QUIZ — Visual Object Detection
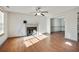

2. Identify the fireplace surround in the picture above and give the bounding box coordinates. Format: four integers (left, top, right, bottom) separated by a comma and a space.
27, 27, 37, 36
26, 24, 38, 36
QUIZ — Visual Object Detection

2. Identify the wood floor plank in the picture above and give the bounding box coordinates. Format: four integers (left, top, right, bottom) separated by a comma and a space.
0, 32, 79, 52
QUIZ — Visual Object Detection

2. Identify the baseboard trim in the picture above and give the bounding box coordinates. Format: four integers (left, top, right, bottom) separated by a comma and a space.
8, 36, 26, 39
0, 37, 8, 47
51, 31, 65, 34
65, 38, 77, 43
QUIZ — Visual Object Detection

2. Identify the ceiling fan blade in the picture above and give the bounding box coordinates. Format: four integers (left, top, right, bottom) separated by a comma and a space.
36, 7, 41, 11
41, 13, 45, 16
41, 11, 48, 13
34, 13, 37, 16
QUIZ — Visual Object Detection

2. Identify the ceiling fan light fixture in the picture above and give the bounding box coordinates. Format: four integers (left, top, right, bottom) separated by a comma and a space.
37, 13, 41, 15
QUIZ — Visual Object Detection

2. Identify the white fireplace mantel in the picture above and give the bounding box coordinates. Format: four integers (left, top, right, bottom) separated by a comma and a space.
26, 24, 38, 27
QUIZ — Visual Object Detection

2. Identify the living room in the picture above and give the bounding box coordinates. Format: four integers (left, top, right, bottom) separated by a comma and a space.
0, 6, 78, 52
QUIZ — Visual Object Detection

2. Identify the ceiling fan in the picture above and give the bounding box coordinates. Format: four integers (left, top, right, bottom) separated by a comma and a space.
34, 7, 48, 16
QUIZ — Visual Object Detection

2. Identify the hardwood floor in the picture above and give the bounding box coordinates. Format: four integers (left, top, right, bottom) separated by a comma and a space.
0, 32, 79, 52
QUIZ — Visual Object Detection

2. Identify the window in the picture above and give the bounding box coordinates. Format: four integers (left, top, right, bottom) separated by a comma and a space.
0, 11, 4, 35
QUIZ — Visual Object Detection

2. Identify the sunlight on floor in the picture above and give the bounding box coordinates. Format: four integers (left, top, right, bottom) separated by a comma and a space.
23, 34, 48, 47
65, 41, 72, 46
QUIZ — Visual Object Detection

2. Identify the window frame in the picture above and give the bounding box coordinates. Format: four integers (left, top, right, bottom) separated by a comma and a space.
0, 10, 4, 36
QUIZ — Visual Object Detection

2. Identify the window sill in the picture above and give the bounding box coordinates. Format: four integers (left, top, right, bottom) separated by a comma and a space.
0, 32, 4, 36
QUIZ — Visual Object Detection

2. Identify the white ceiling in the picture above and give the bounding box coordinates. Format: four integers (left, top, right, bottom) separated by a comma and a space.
2, 6, 78, 15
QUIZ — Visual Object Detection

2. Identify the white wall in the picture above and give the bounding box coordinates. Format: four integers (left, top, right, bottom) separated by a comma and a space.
47, 17, 51, 34
38, 16, 47, 33
8, 12, 48, 37
8, 13, 26, 37
0, 11, 8, 45
64, 9, 77, 41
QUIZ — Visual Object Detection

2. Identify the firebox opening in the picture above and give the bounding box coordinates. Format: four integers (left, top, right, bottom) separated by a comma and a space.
27, 27, 37, 36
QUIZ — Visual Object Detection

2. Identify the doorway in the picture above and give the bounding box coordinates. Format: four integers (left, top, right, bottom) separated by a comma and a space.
50, 17, 65, 34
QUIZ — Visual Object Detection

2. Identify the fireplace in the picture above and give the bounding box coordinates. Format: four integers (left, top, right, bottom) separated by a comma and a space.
27, 27, 37, 36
